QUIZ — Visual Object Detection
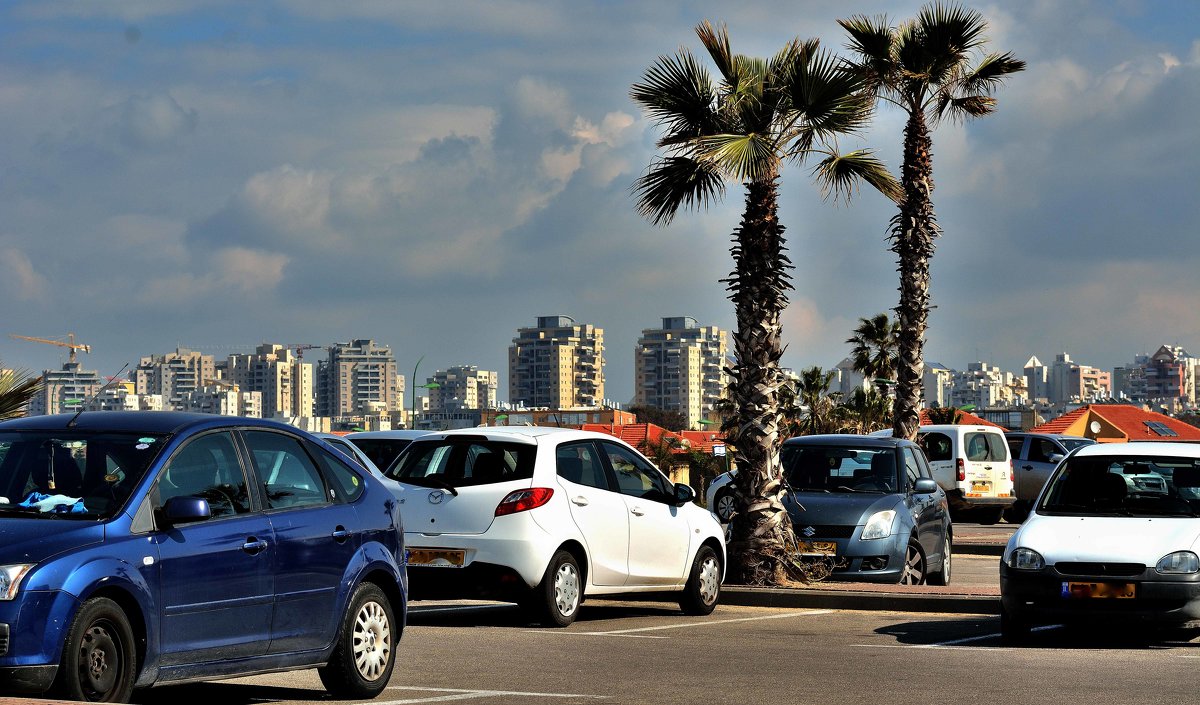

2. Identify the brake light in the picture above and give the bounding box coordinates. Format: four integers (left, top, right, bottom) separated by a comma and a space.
956, 458, 965, 482
1009, 460, 1014, 484
495, 488, 554, 516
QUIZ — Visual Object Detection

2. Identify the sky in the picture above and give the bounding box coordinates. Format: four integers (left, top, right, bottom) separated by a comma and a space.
1, 0, 1198, 405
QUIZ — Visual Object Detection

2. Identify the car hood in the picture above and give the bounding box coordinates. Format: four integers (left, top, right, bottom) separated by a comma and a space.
1011, 515, 1200, 565
784, 492, 899, 526
0, 518, 106, 564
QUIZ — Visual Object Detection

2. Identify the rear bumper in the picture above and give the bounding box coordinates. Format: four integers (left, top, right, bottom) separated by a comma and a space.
948, 490, 1014, 510
404, 515, 560, 596
1001, 564, 1200, 625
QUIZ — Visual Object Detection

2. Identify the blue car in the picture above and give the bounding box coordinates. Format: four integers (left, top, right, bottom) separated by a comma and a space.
0, 412, 406, 703
779, 435, 952, 585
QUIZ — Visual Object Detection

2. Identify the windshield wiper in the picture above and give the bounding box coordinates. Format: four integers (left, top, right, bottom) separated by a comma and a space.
0, 505, 64, 518
400, 476, 459, 496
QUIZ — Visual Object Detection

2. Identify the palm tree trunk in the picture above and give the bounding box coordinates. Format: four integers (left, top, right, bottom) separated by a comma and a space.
724, 177, 796, 585
891, 111, 937, 441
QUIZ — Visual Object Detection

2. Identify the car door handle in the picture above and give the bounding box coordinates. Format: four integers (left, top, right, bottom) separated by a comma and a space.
1022, 465, 1034, 470
332, 526, 351, 543
630, 507, 645, 516
571, 496, 589, 506
241, 538, 268, 555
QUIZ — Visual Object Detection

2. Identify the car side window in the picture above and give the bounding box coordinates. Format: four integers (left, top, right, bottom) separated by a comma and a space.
920, 432, 953, 462
601, 442, 672, 503
1028, 439, 1058, 464
915, 449, 934, 479
244, 430, 331, 510
556, 441, 609, 491
1007, 437, 1025, 462
308, 440, 366, 503
157, 432, 252, 518
902, 448, 922, 490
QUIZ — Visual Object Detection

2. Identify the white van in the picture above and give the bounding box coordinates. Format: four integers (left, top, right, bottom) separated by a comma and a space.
917, 424, 1014, 523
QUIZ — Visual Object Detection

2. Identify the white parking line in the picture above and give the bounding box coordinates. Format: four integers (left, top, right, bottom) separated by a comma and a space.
378, 685, 607, 703
528, 609, 834, 638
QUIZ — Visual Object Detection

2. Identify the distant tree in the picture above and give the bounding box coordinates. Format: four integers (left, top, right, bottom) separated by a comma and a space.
925, 406, 964, 424
846, 313, 899, 395
839, 2, 1025, 441
628, 404, 689, 432
838, 387, 893, 434
794, 366, 842, 435
0, 366, 41, 420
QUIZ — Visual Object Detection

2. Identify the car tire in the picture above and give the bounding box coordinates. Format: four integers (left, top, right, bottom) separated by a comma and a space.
526, 550, 583, 627
679, 545, 722, 615
927, 535, 952, 586
318, 582, 397, 699
1000, 604, 1033, 645
898, 540, 927, 585
712, 488, 737, 523
52, 596, 138, 703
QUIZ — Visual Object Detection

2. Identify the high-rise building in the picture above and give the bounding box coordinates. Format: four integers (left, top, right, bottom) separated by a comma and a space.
509, 316, 604, 408
225, 344, 315, 418
1048, 352, 1111, 404
634, 317, 727, 429
427, 365, 498, 412
316, 339, 402, 417
1023, 355, 1049, 404
134, 348, 215, 411
30, 361, 104, 415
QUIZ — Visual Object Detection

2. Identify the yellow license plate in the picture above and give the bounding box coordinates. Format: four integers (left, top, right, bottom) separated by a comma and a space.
1063, 581, 1136, 599
407, 549, 466, 568
798, 541, 836, 556
971, 480, 992, 493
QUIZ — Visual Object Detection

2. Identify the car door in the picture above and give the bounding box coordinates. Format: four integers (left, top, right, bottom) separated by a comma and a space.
242, 429, 361, 654
555, 440, 628, 587
1019, 437, 1062, 502
598, 441, 690, 586
152, 431, 275, 665
904, 447, 940, 557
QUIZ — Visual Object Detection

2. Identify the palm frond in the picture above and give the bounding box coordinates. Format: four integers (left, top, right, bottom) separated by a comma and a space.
935, 93, 996, 122
632, 156, 727, 226
695, 133, 779, 183
0, 368, 42, 420
631, 49, 720, 141
837, 14, 896, 93
782, 47, 875, 147
959, 51, 1027, 94
917, 2, 987, 73
811, 150, 901, 204
695, 20, 735, 84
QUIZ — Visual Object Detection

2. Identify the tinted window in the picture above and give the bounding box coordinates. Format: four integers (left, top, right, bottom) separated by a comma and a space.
1040, 455, 1200, 517
1007, 436, 1025, 461
965, 432, 1005, 462
601, 442, 672, 502
1059, 438, 1095, 452
920, 432, 953, 462
350, 438, 414, 472
1028, 438, 1059, 464
556, 441, 609, 490
389, 439, 534, 488
902, 448, 922, 490
157, 432, 251, 518
244, 430, 330, 510
314, 446, 367, 503
784, 445, 898, 494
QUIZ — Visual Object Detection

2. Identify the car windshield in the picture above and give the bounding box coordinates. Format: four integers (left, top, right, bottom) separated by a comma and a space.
1039, 455, 1200, 517
781, 445, 899, 494
1058, 438, 1095, 452
0, 431, 167, 519
387, 439, 535, 489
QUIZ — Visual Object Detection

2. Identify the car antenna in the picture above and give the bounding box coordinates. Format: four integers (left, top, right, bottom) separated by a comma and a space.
66, 362, 130, 428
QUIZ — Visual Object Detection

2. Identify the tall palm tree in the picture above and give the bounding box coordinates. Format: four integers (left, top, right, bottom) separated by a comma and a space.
796, 366, 840, 435
632, 22, 899, 584
846, 312, 899, 396
839, 3, 1024, 440
0, 366, 42, 420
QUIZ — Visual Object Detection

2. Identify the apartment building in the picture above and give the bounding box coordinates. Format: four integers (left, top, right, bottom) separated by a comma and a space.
947, 362, 1027, 409
316, 339, 402, 417
634, 317, 727, 429
427, 365, 498, 412
1048, 352, 1111, 404
29, 361, 104, 415
224, 343, 315, 418
134, 348, 215, 411
509, 316, 604, 408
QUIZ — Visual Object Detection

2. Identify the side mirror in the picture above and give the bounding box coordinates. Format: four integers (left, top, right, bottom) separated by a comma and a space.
163, 496, 211, 525
913, 478, 939, 495
672, 482, 697, 506
1048, 453, 1065, 464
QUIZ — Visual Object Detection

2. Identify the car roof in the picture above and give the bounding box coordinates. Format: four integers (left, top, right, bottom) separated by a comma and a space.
345, 430, 431, 440
1005, 431, 1091, 440
414, 425, 619, 445
919, 424, 1002, 433
1072, 442, 1200, 459
783, 433, 918, 449
0, 411, 295, 436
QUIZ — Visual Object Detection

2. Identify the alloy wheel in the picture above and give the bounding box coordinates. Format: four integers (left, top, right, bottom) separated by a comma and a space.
352, 600, 392, 682
900, 544, 926, 585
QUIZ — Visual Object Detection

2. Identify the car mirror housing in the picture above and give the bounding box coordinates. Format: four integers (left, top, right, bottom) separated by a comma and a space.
673, 482, 696, 506
1048, 453, 1065, 464
163, 496, 212, 525
913, 478, 939, 495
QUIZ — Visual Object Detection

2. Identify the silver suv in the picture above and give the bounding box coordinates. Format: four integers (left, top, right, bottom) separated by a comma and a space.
1004, 432, 1096, 521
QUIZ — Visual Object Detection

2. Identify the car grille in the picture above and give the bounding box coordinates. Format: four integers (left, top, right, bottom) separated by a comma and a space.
1055, 562, 1146, 577
0, 623, 8, 656
796, 525, 855, 539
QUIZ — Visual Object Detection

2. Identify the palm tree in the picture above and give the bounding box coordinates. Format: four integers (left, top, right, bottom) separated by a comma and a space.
839, 3, 1024, 440
838, 387, 893, 434
0, 366, 42, 420
846, 313, 899, 396
795, 366, 840, 435
632, 22, 899, 584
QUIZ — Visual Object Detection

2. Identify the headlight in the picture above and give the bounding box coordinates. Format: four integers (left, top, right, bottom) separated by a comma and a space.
0, 564, 34, 600
861, 510, 896, 540
1156, 551, 1200, 574
1007, 548, 1044, 570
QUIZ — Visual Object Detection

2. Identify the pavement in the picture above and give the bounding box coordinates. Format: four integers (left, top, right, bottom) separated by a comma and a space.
721, 521, 1013, 615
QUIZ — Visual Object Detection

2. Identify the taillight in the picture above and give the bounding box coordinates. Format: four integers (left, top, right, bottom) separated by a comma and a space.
1009, 460, 1014, 484
956, 458, 966, 482
495, 488, 554, 516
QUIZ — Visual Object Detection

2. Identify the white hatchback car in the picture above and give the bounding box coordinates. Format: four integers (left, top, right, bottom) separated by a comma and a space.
1001, 442, 1200, 641
384, 427, 726, 626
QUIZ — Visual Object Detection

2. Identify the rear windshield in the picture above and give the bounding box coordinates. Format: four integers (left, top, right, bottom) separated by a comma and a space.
781, 445, 900, 494
349, 438, 414, 472
964, 432, 1006, 462
387, 439, 535, 489
1039, 455, 1200, 517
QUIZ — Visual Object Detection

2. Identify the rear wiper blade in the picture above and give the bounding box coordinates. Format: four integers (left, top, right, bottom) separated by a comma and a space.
402, 476, 459, 496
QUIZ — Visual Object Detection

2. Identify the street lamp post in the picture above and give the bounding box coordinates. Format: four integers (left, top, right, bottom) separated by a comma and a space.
410, 355, 424, 430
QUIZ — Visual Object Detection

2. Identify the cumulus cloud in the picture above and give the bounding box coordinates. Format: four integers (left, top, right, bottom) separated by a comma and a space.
0, 248, 48, 301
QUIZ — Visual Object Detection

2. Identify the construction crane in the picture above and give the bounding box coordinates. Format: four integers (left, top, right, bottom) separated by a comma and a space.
288, 344, 321, 360
10, 332, 92, 365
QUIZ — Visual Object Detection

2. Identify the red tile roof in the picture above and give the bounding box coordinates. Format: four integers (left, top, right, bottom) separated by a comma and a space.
918, 409, 1006, 429
1030, 404, 1200, 442
581, 423, 725, 454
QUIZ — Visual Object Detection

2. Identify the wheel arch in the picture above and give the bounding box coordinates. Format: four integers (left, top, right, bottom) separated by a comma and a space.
84, 585, 149, 680
358, 566, 407, 629
699, 537, 726, 578
555, 539, 588, 598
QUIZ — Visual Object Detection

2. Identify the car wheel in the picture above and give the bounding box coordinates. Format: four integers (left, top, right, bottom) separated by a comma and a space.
928, 536, 952, 586
526, 550, 583, 627
1000, 604, 1033, 645
899, 540, 927, 585
318, 582, 397, 699
679, 546, 722, 616
52, 597, 137, 703
712, 488, 737, 523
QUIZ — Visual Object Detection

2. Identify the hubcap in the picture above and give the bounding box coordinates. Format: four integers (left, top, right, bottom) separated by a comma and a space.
943, 542, 952, 581
352, 600, 392, 681
901, 546, 925, 585
698, 556, 721, 605
554, 562, 581, 617
78, 623, 120, 700
715, 494, 735, 522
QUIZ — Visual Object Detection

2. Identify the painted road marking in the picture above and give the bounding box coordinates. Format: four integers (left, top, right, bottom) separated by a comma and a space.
529, 609, 834, 637
378, 685, 607, 703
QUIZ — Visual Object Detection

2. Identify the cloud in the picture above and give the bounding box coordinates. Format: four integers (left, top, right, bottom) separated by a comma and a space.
0, 248, 48, 301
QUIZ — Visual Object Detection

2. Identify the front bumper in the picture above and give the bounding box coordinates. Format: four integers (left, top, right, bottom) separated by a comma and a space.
0, 665, 58, 693
0, 589, 80, 694
795, 529, 909, 584
1001, 563, 1200, 625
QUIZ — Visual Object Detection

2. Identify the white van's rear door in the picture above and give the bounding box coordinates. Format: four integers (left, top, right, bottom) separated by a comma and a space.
961, 429, 1012, 500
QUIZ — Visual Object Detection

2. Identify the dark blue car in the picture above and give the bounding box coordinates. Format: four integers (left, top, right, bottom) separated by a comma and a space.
0, 412, 407, 703
781, 435, 952, 585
